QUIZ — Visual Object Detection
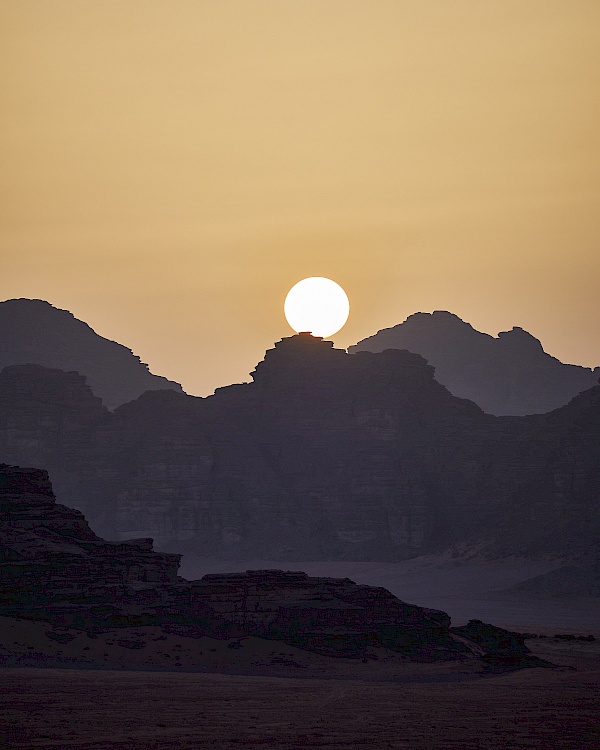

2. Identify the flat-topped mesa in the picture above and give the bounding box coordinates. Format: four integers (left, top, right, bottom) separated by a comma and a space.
190, 569, 455, 658
251, 333, 346, 385
201, 569, 311, 586
195, 569, 449, 626
0, 464, 55, 498
250, 332, 436, 391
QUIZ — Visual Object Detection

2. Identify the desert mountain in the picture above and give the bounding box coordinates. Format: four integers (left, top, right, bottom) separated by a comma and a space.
349, 311, 599, 415
0, 334, 598, 564
0, 298, 184, 409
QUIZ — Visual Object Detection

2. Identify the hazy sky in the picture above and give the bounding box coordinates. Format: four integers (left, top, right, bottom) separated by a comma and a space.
2, 1, 599, 395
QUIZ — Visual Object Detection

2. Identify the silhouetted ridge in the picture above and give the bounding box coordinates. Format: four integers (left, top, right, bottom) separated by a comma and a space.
0, 334, 598, 563
349, 311, 599, 415
0, 298, 184, 409
249, 333, 442, 396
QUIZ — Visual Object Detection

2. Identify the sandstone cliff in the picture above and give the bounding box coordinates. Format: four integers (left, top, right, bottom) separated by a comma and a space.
1, 462, 489, 665
0, 298, 184, 409
349, 311, 600, 415
0, 334, 598, 563
0, 464, 182, 621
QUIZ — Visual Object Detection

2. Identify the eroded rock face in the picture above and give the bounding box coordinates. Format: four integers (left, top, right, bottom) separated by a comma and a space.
0, 464, 469, 661
191, 569, 455, 658
349, 311, 600, 416
0, 298, 184, 410
0, 334, 598, 561
0, 464, 182, 625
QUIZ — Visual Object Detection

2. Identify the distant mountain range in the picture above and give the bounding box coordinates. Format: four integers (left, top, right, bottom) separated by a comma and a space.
0, 299, 598, 572
0, 298, 184, 409
350, 311, 599, 415
3, 299, 597, 417
0, 334, 597, 566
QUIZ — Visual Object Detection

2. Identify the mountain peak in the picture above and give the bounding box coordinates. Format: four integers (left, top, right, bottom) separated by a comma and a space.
497, 326, 544, 352
350, 312, 598, 415
0, 298, 184, 410
407, 310, 472, 326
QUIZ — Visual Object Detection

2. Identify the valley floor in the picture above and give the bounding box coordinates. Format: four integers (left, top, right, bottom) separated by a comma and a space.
3, 554, 599, 749
2, 638, 599, 750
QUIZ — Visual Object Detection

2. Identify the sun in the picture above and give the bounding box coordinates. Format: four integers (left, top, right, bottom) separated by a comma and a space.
284, 277, 350, 338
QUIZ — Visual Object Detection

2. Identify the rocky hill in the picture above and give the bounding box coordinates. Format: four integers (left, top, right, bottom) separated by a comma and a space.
0, 334, 598, 564
349, 311, 599, 415
0, 298, 184, 409
2, 462, 537, 673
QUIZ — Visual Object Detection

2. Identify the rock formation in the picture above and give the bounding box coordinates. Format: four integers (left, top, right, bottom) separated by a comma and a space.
349, 311, 600, 415
449, 620, 540, 668
0, 298, 184, 409
0, 464, 182, 624
3, 462, 515, 666
0, 334, 598, 563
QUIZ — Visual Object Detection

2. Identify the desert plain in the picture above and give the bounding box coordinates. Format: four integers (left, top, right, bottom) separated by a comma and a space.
2, 615, 599, 750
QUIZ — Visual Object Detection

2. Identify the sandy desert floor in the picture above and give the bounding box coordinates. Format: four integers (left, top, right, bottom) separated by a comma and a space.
2, 556, 599, 748
2, 637, 599, 750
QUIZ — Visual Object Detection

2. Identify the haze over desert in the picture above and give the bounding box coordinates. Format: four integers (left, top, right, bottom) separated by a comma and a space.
1, 1, 599, 748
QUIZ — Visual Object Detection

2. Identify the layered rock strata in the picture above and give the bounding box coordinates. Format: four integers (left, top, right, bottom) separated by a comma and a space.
0, 333, 598, 561
0, 464, 181, 626
190, 569, 455, 658
0, 463, 487, 662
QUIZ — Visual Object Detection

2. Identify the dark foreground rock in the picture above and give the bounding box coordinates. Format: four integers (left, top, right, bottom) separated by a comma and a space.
450, 619, 549, 669
0, 463, 543, 673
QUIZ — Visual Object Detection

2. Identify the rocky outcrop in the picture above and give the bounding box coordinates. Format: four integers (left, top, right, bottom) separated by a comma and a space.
0, 463, 475, 662
349, 311, 600, 415
0, 298, 184, 409
0, 334, 598, 562
0, 463, 182, 628
449, 620, 541, 668
191, 569, 455, 659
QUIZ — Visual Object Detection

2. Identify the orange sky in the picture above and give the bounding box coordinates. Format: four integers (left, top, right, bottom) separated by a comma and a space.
1, 1, 599, 395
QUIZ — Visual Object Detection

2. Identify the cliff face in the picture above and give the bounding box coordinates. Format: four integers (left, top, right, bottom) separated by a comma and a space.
0, 463, 182, 626
0, 334, 598, 562
349, 311, 600, 416
0, 298, 184, 410
0, 463, 474, 663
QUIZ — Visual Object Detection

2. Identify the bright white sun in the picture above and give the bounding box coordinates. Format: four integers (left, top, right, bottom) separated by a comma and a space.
284, 277, 350, 338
